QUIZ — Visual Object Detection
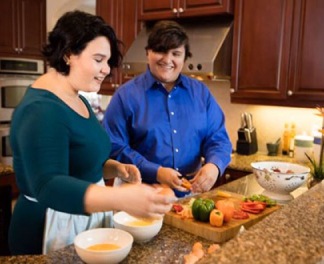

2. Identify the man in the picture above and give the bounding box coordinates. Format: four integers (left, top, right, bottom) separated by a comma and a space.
103, 20, 232, 197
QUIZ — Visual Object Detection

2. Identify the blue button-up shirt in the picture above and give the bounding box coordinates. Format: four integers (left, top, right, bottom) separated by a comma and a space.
103, 67, 232, 185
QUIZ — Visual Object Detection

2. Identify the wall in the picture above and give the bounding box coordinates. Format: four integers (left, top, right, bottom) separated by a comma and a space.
47, 0, 95, 32
208, 81, 320, 153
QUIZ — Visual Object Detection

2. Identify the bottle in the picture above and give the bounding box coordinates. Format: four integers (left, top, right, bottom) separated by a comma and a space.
288, 123, 296, 157
282, 123, 290, 155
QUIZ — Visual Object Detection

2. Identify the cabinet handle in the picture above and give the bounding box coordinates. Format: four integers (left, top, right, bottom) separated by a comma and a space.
115, 84, 119, 89
172, 8, 178, 13
287, 90, 293, 96
230, 88, 235, 94
19, 48, 23, 52
178, 7, 184, 13
15, 48, 19, 53
111, 84, 115, 88
225, 173, 231, 180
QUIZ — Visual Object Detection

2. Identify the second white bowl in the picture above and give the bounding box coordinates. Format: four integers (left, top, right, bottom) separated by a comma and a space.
113, 211, 163, 243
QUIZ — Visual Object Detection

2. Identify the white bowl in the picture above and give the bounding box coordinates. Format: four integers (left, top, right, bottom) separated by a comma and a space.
113, 211, 163, 243
251, 161, 310, 201
74, 228, 133, 264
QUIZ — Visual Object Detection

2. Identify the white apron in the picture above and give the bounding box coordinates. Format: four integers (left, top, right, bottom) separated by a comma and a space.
25, 178, 113, 254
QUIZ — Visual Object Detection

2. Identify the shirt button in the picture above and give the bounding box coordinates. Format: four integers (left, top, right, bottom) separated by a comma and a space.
176, 168, 179, 171
175, 148, 179, 152
173, 130, 177, 133
168, 94, 171, 98
171, 112, 175, 115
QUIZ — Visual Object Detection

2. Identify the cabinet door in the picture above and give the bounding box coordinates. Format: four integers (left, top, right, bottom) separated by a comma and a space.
0, 0, 18, 55
288, 0, 324, 106
231, 0, 294, 105
97, 0, 119, 94
138, 0, 178, 20
97, 0, 139, 95
18, 0, 46, 57
179, 0, 233, 18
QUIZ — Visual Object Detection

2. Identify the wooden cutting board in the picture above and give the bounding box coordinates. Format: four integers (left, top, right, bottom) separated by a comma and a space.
163, 191, 280, 243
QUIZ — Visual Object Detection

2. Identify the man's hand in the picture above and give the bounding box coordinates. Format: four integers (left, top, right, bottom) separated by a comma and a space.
190, 163, 219, 193
157, 167, 188, 192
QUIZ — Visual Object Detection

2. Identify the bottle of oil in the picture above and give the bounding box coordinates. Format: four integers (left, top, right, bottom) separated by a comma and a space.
282, 123, 290, 155
289, 123, 296, 157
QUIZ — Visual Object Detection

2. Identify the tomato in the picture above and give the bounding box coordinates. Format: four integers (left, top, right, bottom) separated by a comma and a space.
232, 209, 249, 220
172, 204, 183, 213
215, 200, 234, 222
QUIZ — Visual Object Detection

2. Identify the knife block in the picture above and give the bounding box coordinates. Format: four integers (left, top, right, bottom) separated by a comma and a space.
236, 129, 258, 155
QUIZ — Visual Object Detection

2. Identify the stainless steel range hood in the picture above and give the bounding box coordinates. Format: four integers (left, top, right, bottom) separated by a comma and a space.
122, 19, 233, 80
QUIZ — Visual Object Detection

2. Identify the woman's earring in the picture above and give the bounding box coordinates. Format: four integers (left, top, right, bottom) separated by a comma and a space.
63, 55, 70, 65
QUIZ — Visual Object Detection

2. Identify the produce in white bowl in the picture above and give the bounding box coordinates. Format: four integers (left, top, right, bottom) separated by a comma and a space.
113, 211, 163, 243
74, 228, 133, 264
251, 161, 310, 202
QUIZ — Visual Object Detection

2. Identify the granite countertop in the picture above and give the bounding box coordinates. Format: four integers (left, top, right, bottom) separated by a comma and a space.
200, 181, 324, 264
228, 152, 308, 172
2, 174, 322, 264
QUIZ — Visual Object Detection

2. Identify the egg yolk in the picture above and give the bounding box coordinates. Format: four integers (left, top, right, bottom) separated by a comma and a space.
87, 244, 121, 251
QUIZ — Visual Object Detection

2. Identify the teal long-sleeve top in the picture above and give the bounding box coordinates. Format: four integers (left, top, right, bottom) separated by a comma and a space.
9, 87, 111, 255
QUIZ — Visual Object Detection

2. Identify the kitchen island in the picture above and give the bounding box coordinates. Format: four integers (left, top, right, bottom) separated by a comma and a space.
1, 174, 323, 264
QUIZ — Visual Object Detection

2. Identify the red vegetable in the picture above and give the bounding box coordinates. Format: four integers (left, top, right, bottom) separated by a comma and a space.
172, 204, 183, 213
232, 209, 249, 219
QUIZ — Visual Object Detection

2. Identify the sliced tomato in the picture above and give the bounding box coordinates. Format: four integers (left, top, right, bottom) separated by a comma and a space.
172, 204, 183, 213
241, 201, 266, 210
232, 209, 249, 219
241, 207, 261, 214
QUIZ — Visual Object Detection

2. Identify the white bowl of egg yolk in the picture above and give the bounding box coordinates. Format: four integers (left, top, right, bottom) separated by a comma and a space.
74, 228, 133, 264
113, 211, 163, 243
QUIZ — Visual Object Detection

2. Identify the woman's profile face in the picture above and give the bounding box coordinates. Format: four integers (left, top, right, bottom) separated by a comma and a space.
147, 45, 185, 90
67, 36, 111, 93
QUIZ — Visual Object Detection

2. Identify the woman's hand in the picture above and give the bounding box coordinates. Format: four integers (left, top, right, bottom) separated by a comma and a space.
157, 167, 187, 192
103, 159, 141, 184
116, 163, 141, 184
190, 163, 219, 193
115, 184, 177, 219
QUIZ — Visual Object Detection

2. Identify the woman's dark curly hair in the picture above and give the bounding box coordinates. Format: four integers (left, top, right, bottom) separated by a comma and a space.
145, 20, 192, 60
43, 10, 123, 75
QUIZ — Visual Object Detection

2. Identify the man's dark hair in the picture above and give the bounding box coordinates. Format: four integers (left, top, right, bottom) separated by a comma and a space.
42, 10, 123, 75
145, 20, 192, 60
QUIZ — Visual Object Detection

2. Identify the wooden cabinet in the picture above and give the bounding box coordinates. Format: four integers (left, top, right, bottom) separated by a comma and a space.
96, 0, 140, 95
214, 168, 250, 188
0, 173, 19, 199
0, 0, 46, 59
138, 0, 233, 21
231, 0, 324, 108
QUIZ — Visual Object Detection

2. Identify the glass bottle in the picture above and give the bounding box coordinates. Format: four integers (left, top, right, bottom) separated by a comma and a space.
282, 123, 290, 155
289, 123, 296, 157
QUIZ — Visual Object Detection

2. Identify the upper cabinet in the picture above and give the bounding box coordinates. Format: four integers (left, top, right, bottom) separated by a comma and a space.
138, 0, 233, 21
231, 0, 324, 108
97, 0, 140, 95
0, 0, 46, 59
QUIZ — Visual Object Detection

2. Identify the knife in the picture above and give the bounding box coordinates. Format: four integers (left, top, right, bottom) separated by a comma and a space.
245, 113, 253, 131
241, 113, 246, 128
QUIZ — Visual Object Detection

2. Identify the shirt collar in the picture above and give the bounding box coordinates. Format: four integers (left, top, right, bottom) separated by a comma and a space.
143, 65, 189, 91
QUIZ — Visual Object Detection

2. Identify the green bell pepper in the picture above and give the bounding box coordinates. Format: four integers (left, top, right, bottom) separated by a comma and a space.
192, 198, 215, 222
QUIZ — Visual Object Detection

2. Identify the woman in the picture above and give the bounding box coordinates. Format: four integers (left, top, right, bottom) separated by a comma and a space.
9, 11, 175, 255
